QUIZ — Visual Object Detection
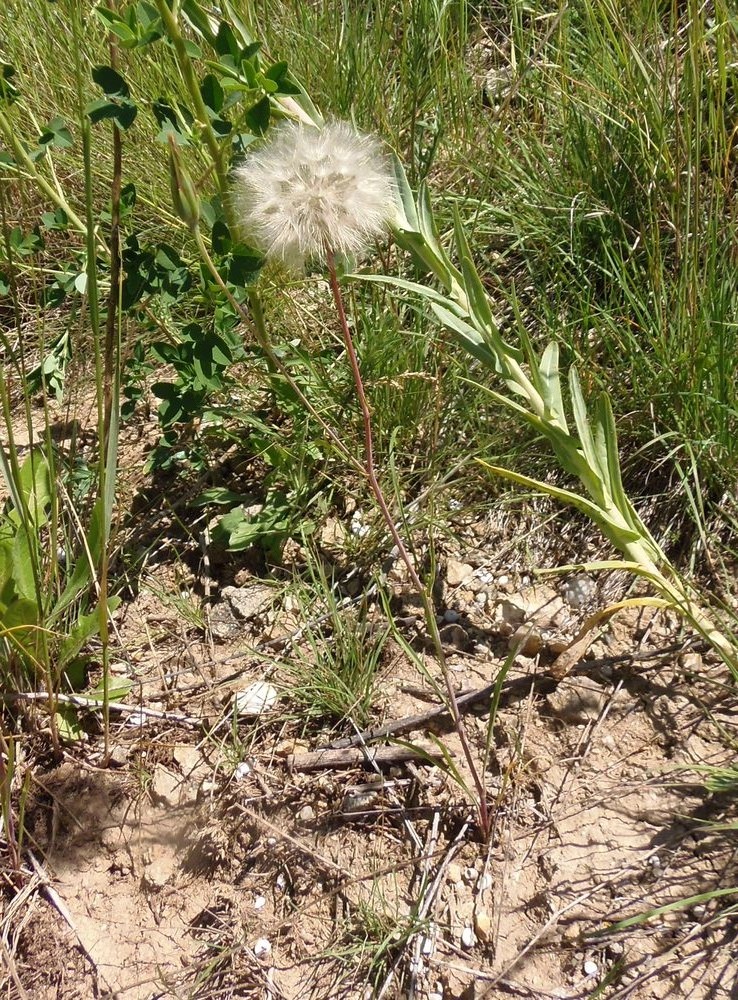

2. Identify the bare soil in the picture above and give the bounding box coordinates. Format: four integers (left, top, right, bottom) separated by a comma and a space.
2, 404, 738, 1000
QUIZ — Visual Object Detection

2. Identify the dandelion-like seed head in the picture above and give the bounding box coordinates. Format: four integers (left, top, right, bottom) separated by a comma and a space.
232, 121, 396, 271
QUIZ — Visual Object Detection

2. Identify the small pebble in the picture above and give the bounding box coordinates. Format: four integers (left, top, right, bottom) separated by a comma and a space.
474, 591, 487, 605
253, 895, 266, 910
443, 608, 460, 624
350, 512, 370, 538
275, 873, 286, 890
446, 863, 462, 884
109, 745, 128, 766
253, 938, 272, 957
462, 866, 477, 885
233, 761, 251, 780
461, 927, 476, 949
298, 804, 316, 822
474, 910, 492, 942
692, 904, 706, 919
561, 573, 596, 609
125, 711, 150, 728
583, 959, 598, 977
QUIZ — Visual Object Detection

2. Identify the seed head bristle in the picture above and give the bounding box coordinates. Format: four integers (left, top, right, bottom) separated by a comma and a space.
232, 121, 396, 270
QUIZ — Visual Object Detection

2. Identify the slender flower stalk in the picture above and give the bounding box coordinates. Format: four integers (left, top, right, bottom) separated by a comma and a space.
233, 121, 490, 835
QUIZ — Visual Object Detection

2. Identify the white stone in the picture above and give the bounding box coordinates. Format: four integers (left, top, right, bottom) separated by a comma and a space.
460, 926, 476, 949
253, 938, 272, 957
446, 558, 474, 587
583, 960, 598, 977
125, 710, 150, 727
234, 682, 278, 718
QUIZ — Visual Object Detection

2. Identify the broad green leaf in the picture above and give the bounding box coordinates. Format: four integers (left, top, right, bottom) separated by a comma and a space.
222, 1, 256, 49
51, 496, 103, 619
347, 271, 456, 309
418, 183, 454, 268
0, 535, 16, 609
194, 487, 248, 505
17, 449, 51, 529
215, 21, 240, 58
1, 596, 39, 632
460, 254, 494, 333
38, 117, 73, 149
180, 0, 218, 46
94, 8, 137, 45
594, 394, 643, 533
245, 95, 270, 135
430, 303, 498, 369
58, 606, 103, 666
92, 65, 130, 98
200, 73, 224, 113
226, 245, 263, 285
264, 60, 288, 82
509, 288, 540, 376
92, 675, 133, 701
55, 707, 86, 744
87, 97, 138, 130
0, 63, 19, 103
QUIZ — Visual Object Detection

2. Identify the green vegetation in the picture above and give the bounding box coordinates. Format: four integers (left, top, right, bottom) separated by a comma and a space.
1, 0, 737, 990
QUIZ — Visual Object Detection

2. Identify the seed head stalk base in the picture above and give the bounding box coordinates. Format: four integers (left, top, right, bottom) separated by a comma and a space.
325, 248, 490, 837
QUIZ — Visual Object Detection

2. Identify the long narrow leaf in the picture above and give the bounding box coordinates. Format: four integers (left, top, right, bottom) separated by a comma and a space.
476, 459, 643, 543
430, 303, 501, 371
539, 342, 568, 430
348, 271, 459, 310
568, 367, 606, 487
594, 394, 644, 533
419, 183, 457, 276
390, 154, 420, 233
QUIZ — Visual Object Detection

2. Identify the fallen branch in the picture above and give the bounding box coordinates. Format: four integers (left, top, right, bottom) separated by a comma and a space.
324, 639, 701, 751
289, 742, 451, 772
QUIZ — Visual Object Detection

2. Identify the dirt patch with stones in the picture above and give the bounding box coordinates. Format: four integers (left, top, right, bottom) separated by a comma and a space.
4, 538, 738, 1000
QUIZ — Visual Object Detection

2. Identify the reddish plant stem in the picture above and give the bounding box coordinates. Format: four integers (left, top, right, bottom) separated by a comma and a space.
325, 250, 489, 836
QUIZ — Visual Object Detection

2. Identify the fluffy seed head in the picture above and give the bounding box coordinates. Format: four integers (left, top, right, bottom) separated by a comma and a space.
232, 121, 396, 270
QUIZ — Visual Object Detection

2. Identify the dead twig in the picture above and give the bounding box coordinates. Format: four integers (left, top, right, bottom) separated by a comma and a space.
0, 691, 201, 728
289, 742, 452, 772
324, 638, 703, 751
